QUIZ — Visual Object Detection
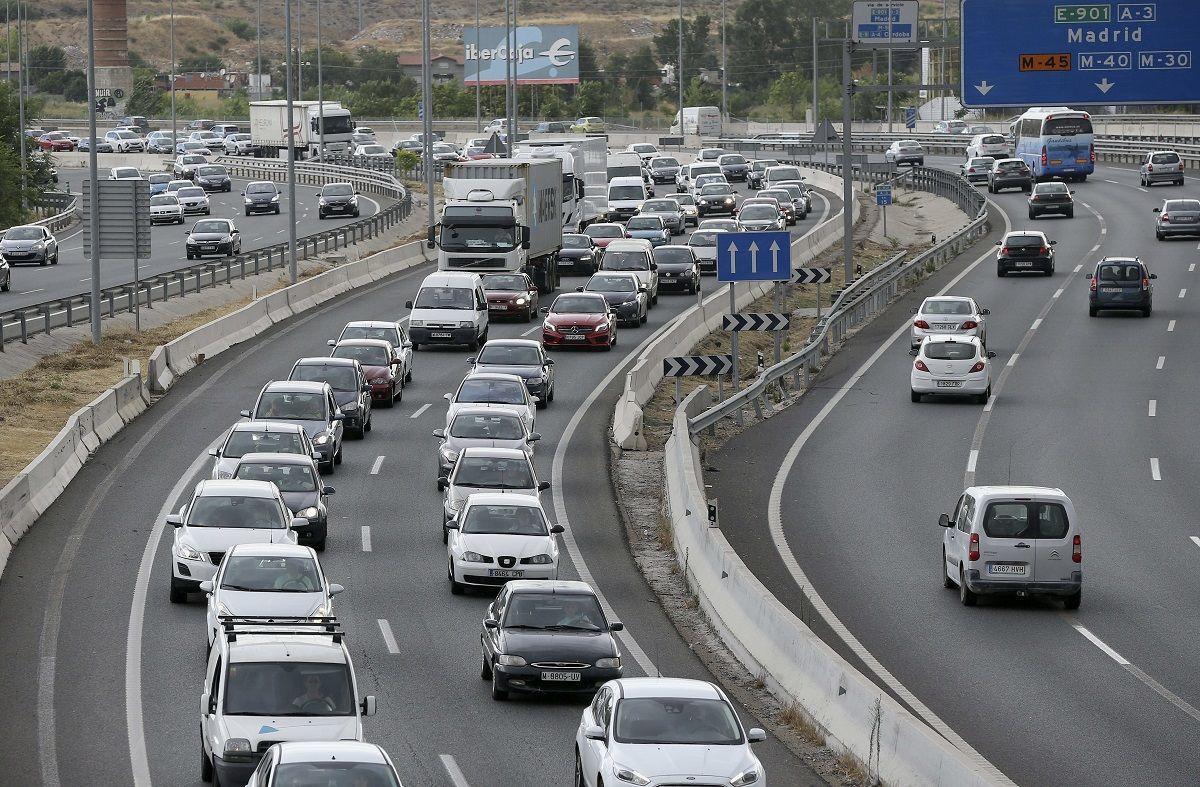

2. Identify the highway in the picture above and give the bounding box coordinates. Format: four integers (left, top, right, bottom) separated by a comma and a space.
0, 178, 840, 786
709, 156, 1200, 786
2, 168, 383, 311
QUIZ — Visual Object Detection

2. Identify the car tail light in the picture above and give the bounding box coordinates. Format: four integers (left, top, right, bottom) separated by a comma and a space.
1090, 144, 1096, 164
1090, 276, 1097, 292
1072, 534, 1081, 563
968, 533, 980, 562
1160, 214, 1170, 223
961, 320, 978, 329
1039, 246, 1050, 255
1147, 164, 1154, 172
1041, 146, 1048, 167
914, 319, 930, 329
914, 359, 930, 372
968, 167, 975, 173
970, 361, 986, 373
1000, 246, 1010, 255
1142, 276, 1150, 290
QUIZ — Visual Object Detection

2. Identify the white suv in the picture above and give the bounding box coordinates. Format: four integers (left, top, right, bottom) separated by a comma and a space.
939, 486, 1081, 608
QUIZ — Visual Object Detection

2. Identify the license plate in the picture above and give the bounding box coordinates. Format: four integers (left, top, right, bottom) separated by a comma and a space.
431, 331, 452, 339
932, 323, 956, 330
1015, 261, 1034, 267
1050, 159, 1062, 165
1101, 287, 1122, 293
565, 335, 585, 341
541, 671, 582, 682
487, 569, 524, 578
989, 564, 1027, 576
936, 380, 962, 388
1174, 217, 1195, 223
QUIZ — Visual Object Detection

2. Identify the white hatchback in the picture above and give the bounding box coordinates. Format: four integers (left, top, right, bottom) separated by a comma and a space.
446, 493, 562, 593
966, 132, 1010, 159
911, 296, 989, 349
910, 335, 994, 404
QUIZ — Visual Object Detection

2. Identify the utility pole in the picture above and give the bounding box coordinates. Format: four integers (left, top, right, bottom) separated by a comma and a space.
887, 47, 893, 132
720, 0, 726, 129
421, 0, 434, 227
255, 0, 262, 100
316, 0, 323, 159
811, 17, 818, 134
474, 0, 480, 133
504, 0, 513, 154
5, 2, 11, 86
677, 0, 683, 132
170, 0, 176, 144
86, 0, 100, 343
16, 0, 25, 202
513, 0, 519, 134
841, 38, 854, 284
357, 0, 362, 34
296, 0, 303, 97
284, 0, 298, 283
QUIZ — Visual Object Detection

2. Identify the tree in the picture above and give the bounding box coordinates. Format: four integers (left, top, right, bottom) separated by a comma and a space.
726, 0, 849, 91
684, 76, 719, 107
126, 71, 166, 117
577, 38, 600, 81
653, 15, 716, 87
574, 81, 606, 117
27, 44, 67, 91
179, 54, 222, 72
0, 81, 47, 226
767, 69, 808, 120
625, 46, 659, 110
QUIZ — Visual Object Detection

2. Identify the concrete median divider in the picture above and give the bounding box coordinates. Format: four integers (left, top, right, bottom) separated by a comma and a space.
89, 388, 124, 442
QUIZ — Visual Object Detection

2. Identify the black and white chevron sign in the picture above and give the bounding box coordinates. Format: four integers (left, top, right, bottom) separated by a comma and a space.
663, 355, 734, 377
722, 313, 791, 332
792, 266, 832, 285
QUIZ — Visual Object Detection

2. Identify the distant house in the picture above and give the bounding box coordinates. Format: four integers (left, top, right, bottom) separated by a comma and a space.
396, 53, 464, 85
0, 61, 19, 84
155, 73, 230, 108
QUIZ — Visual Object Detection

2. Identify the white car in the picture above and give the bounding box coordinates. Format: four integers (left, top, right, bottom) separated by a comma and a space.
223, 133, 257, 155
444, 372, 535, 432
884, 140, 925, 166
439, 446, 548, 537
688, 228, 729, 274
200, 543, 344, 648
691, 172, 729, 196
109, 166, 143, 180
675, 162, 721, 193
910, 296, 989, 349
168, 479, 306, 602
176, 185, 211, 214
245, 741, 402, 787
210, 421, 316, 480
910, 335, 995, 404
626, 142, 659, 163
149, 194, 185, 225
165, 178, 194, 196
189, 129, 223, 146
697, 218, 739, 233
354, 143, 392, 160
575, 677, 767, 787
105, 129, 145, 152
966, 132, 1010, 160
446, 493, 562, 593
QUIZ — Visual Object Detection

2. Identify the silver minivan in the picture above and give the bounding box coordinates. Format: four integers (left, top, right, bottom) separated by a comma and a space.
939, 485, 1081, 609
1139, 150, 1185, 187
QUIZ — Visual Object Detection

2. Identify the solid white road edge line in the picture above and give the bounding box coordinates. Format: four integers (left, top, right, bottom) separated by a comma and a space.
966, 450, 979, 473
1072, 624, 1129, 665
1190, 536, 1200, 549
439, 754, 472, 787
377, 619, 400, 654
410, 403, 432, 419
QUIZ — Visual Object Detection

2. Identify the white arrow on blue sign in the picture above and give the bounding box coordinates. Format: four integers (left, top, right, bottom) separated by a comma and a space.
717, 231, 792, 283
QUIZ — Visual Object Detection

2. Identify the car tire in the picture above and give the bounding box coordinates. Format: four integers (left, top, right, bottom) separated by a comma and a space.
1066, 209, 1074, 219
334, 446, 343, 465
996, 267, 1005, 278
1063, 590, 1082, 610
170, 579, 187, 604
1155, 231, 1164, 241
52, 250, 59, 265
910, 390, 921, 403
481, 651, 492, 680
201, 741, 214, 783
39, 256, 48, 266
314, 537, 327, 552
405, 367, 413, 384
1142, 306, 1152, 318
536, 397, 548, 410
0, 276, 9, 292
1089, 306, 1098, 317
491, 673, 508, 701
651, 292, 659, 306
977, 386, 991, 405
449, 561, 464, 594
321, 459, 334, 475
245, 208, 251, 216
639, 311, 648, 325
275, 206, 281, 215
959, 569, 978, 606
1028, 209, 1036, 220
942, 549, 955, 589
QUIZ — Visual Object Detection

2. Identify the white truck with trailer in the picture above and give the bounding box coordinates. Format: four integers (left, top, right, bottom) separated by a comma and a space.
428, 159, 564, 293
249, 100, 356, 159
515, 135, 607, 231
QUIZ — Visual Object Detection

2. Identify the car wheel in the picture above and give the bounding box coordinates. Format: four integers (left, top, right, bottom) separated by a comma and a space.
393, 382, 403, 405
574, 751, 585, 787
481, 650, 492, 680
1066, 209, 1074, 219
275, 206, 281, 214
1063, 590, 1082, 610
364, 415, 372, 433
491, 672, 508, 701
405, 367, 413, 383
996, 267, 1005, 278
52, 250, 59, 265
411, 342, 420, 352
1028, 209, 1036, 220
0, 275, 9, 292
170, 579, 187, 604
977, 386, 991, 405
334, 446, 343, 465
1155, 231, 1164, 241
910, 390, 921, 403
245, 209, 251, 216
536, 397, 548, 410
322, 459, 335, 475
651, 292, 659, 306
449, 561, 464, 594
200, 740, 214, 783
639, 310, 648, 325
942, 549, 955, 589
314, 537, 327, 552
959, 569, 978, 606
1142, 305, 1152, 318
39, 256, 48, 266
1089, 306, 1098, 317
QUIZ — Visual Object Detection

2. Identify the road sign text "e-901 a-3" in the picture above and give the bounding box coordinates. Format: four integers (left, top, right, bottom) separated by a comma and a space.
717, 231, 792, 283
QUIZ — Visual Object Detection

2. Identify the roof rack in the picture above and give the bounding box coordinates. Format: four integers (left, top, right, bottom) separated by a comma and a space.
218, 615, 344, 643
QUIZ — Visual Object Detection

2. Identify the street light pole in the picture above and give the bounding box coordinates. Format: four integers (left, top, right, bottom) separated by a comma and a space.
720, 0, 726, 128
296, 0, 303, 97
474, 0, 480, 133
170, 0, 176, 144
504, 0, 512, 155
255, 0, 262, 100
677, 0, 683, 132
811, 17, 818, 133
421, 0, 434, 228
316, 0, 324, 160
86, 0, 101, 343
16, 0, 25, 201
284, 0, 298, 284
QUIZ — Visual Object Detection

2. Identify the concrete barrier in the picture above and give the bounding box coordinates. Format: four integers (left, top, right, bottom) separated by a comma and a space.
114, 374, 150, 423
90, 388, 124, 442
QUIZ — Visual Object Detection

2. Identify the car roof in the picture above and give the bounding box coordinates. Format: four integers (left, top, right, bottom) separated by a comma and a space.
231, 420, 308, 433
463, 371, 525, 384
458, 446, 528, 459
295, 356, 358, 367
464, 492, 542, 508
507, 579, 596, 595
1004, 230, 1048, 239
451, 405, 525, 420
343, 320, 397, 328
226, 636, 346, 662
921, 334, 982, 345
195, 479, 280, 498
227, 542, 315, 559
591, 271, 639, 280
234, 452, 317, 467
334, 338, 392, 349
922, 295, 972, 303
614, 677, 722, 700
606, 239, 654, 252
609, 176, 645, 186
420, 271, 482, 287
263, 380, 329, 394
481, 338, 540, 349
965, 485, 1069, 500
274, 741, 389, 765
654, 245, 692, 253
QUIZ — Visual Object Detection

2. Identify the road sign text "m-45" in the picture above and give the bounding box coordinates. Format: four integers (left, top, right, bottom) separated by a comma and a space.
716, 231, 792, 283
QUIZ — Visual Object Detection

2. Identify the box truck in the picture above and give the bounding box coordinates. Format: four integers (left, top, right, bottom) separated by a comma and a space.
515, 135, 607, 231
670, 106, 722, 137
249, 100, 356, 159
429, 159, 564, 293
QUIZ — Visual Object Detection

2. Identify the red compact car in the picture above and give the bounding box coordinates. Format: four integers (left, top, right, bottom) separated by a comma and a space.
330, 338, 402, 406
541, 292, 616, 350
482, 272, 539, 322
584, 222, 628, 250
38, 131, 76, 151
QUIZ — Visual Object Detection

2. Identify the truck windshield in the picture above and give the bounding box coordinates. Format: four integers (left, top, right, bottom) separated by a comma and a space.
224, 662, 355, 716
314, 115, 355, 135
440, 225, 518, 251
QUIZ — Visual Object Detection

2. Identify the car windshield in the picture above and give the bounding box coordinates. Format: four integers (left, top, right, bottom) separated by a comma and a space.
561, 235, 591, 250
246, 183, 276, 194
1043, 117, 1092, 136
626, 217, 661, 230
700, 185, 732, 196
167, 181, 188, 191
149, 174, 171, 183
223, 430, 306, 459
982, 135, 1005, 144
187, 495, 285, 529
652, 158, 679, 168
234, 462, 318, 493
740, 205, 777, 220
322, 184, 354, 197
691, 166, 720, 176
503, 592, 606, 631
968, 159, 993, 168
1152, 152, 1180, 164
272, 763, 400, 787
602, 251, 649, 271
761, 191, 790, 202
461, 503, 547, 535
924, 342, 978, 360
114, 168, 139, 178
116, 131, 139, 139
552, 295, 606, 313
982, 501, 1070, 539
197, 166, 225, 176
720, 155, 747, 165
689, 231, 720, 247
477, 344, 541, 366
1038, 183, 1068, 193
613, 698, 743, 745
414, 286, 474, 310
440, 224, 517, 252
452, 456, 535, 489
586, 225, 623, 239
609, 185, 644, 200
1163, 200, 1200, 212
483, 274, 528, 292
675, 194, 695, 207
1098, 263, 1143, 282
183, 155, 205, 163
192, 220, 228, 233
361, 145, 386, 154
768, 167, 801, 181
588, 275, 636, 293
178, 188, 206, 198
654, 248, 693, 265
292, 364, 359, 392
5, 227, 42, 240
150, 196, 178, 206
224, 663, 354, 716
456, 379, 526, 405
632, 144, 656, 154
255, 392, 327, 421
450, 413, 525, 440
754, 160, 779, 171
922, 299, 973, 315
642, 201, 678, 212
332, 344, 390, 367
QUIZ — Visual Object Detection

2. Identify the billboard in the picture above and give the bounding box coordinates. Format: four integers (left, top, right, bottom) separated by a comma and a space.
464, 24, 580, 86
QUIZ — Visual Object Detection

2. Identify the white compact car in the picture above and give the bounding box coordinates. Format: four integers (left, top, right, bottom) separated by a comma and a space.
910, 296, 989, 349
575, 677, 766, 787
910, 335, 995, 404
149, 194, 185, 225
439, 447, 548, 538
176, 185, 211, 215
966, 132, 1010, 159
446, 493, 563, 593
444, 372, 536, 432
245, 741, 401, 787
938, 485, 1081, 609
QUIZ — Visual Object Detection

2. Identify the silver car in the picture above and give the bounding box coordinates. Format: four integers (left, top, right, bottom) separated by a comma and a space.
433, 406, 540, 479
638, 198, 686, 235
1139, 150, 1185, 187
210, 421, 317, 480
438, 446, 548, 538
1153, 198, 1200, 240
911, 296, 989, 349
1, 224, 58, 266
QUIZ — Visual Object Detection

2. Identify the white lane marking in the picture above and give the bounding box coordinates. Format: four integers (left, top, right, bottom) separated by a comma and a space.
409, 403, 432, 419
1156, 355, 1166, 370
1148, 399, 1157, 417
19, 288, 45, 295
1137, 186, 1149, 193
361, 526, 372, 552
377, 619, 400, 654
80, 277, 91, 282
520, 323, 542, 337
1168, 320, 1177, 332
439, 754, 472, 787
983, 395, 995, 412
1190, 536, 1200, 549
1151, 458, 1162, 481
766, 198, 1016, 782
1191, 263, 1197, 272
1007, 353, 1020, 367
1072, 624, 1130, 665
1073, 263, 1083, 273
1180, 288, 1188, 299
1104, 179, 1120, 185
1030, 318, 1042, 330
370, 455, 385, 475
966, 449, 979, 473
1053, 287, 1063, 299
1099, 227, 1107, 235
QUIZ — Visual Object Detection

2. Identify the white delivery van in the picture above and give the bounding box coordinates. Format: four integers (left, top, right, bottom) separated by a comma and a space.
670, 106, 722, 136
406, 271, 489, 350
606, 176, 648, 222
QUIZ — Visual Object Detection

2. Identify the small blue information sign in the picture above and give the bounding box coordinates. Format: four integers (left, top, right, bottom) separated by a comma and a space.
875, 183, 893, 206
905, 106, 917, 129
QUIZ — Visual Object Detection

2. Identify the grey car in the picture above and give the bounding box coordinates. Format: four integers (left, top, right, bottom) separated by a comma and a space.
242, 381, 346, 473
194, 164, 232, 193
242, 181, 282, 215
580, 272, 648, 326
1087, 257, 1155, 317
647, 156, 681, 185
209, 421, 317, 480
318, 182, 360, 219
433, 406, 540, 479
1139, 150, 1185, 187
638, 198, 686, 235
231, 453, 335, 550
1, 224, 58, 266
185, 218, 241, 259
717, 153, 750, 182
289, 356, 373, 438
0, 256, 8, 291
1153, 199, 1200, 240
468, 338, 556, 407
1028, 182, 1074, 219
988, 158, 1033, 193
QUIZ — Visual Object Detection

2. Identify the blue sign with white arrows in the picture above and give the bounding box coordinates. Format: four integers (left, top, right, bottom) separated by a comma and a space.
716, 232, 792, 283
961, 0, 1200, 107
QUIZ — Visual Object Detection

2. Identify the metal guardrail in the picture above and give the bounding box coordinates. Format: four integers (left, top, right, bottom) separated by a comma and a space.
0, 160, 411, 349
687, 167, 989, 434
316, 154, 447, 183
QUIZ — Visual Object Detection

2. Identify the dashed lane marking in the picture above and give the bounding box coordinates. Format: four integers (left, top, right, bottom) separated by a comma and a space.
410, 403, 432, 419
377, 619, 400, 654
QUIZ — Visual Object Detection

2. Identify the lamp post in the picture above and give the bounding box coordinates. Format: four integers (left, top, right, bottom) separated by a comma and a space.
316, 0, 323, 159
86, 0, 100, 343
255, 0, 262, 100
284, 0, 298, 284
474, 0, 480, 133
677, 0, 683, 132
421, 0, 434, 228
170, 0, 176, 145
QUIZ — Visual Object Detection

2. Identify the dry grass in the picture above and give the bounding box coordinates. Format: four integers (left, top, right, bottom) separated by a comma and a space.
833, 750, 873, 787
779, 701, 827, 748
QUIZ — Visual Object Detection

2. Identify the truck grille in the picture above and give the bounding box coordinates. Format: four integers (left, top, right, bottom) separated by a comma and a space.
445, 257, 507, 269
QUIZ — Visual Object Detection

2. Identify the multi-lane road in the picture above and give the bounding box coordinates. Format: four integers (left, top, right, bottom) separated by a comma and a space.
2, 168, 384, 311
711, 156, 1199, 786
0, 176, 838, 786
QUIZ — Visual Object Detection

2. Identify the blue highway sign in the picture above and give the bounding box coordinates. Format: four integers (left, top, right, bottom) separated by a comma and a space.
717, 232, 792, 282
961, 0, 1200, 106
875, 183, 893, 206
905, 106, 917, 129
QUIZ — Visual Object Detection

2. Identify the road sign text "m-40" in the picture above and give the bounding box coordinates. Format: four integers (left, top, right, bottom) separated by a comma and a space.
716, 231, 792, 283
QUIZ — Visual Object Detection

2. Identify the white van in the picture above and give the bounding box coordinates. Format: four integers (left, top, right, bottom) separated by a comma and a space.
200, 618, 376, 785
599, 238, 659, 304
670, 106, 722, 136
406, 271, 489, 350
606, 176, 648, 222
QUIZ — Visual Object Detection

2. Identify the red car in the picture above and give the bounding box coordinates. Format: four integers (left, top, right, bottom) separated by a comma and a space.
541, 292, 616, 350
584, 222, 628, 250
330, 338, 402, 406
481, 272, 539, 322
38, 131, 76, 152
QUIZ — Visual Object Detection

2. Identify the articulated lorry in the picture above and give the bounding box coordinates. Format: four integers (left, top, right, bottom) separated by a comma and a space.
514, 135, 607, 232
249, 100, 356, 159
429, 159, 564, 293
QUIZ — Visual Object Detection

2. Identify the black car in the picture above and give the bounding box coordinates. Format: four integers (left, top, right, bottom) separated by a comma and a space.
1028, 182, 1074, 219
318, 182, 360, 219
995, 231, 1055, 277
469, 338, 556, 407
652, 245, 701, 294
647, 156, 681, 185
288, 356, 373, 438
696, 183, 738, 217
185, 218, 242, 259
718, 154, 750, 182
746, 159, 779, 190
482, 580, 624, 700
193, 164, 232, 193
1087, 257, 1155, 317
231, 453, 335, 551
989, 158, 1034, 193
242, 180, 281, 215
556, 233, 599, 275
579, 272, 648, 326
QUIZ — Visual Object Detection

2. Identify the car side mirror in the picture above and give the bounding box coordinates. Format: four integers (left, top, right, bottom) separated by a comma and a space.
748, 728, 767, 743
550, 524, 564, 534
1049, 240, 1058, 245
908, 347, 919, 356
980, 308, 991, 315
528, 433, 541, 443
650, 262, 658, 270
987, 351, 997, 358
993, 241, 1001, 246
909, 306, 917, 314
445, 519, 460, 530
405, 300, 414, 309
437, 478, 448, 492
433, 429, 446, 439
638, 286, 648, 293
240, 409, 251, 418
1153, 207, 1161, 213
443, 392, 452, 401
938, 513, 952, 528
584, 724, 606, 741
332, 413, 345, 421
326, 339, 336, 347
467, 357, 477, 365
322, 486, 336, 495
540, 306, 550, 314
1070, 190, 1076, 195
1150, 273, 1158, 279
362, 383, 371, 392
291, 517, 309, 530
361, 695, 377, 717
1084, 272, 1094, 279
209, 447, 219, 457
544, 358, 555, 366
484, 618, 499, 629
609, 621, 624, 632
199, 580, 214, 594
200, 692, 212, 715
166, 514, 183, 527
329, 583, 345, 597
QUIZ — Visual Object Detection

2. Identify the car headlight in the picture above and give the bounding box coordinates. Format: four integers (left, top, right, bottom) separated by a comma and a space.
523, 553, 554, 565
460, 550, 488, 563
596, 321, 609, 331
244, 198, 253, 204
613, 765, 652, 785
581, 253, 593, 261
446, 497, 464, 513
271, 194, 280, 201
595, 656, 621, 669
318, 197, 327, 205
176, 542, 205, 561
724, 197, 735, 203
313, 434, 331, 446
300, 506, 319, 519
216, 602, 231, 615
439, 445, 459, 463
496, 654, 527, 666
309, 601, 330, 618
410, 319, 425, 328
224, 738, 252, 755
458, 320, 475, 328
542, 321, 557, 332
32, 242, 44, 250
731, 767, 761, 786
514, 297, 527, 305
